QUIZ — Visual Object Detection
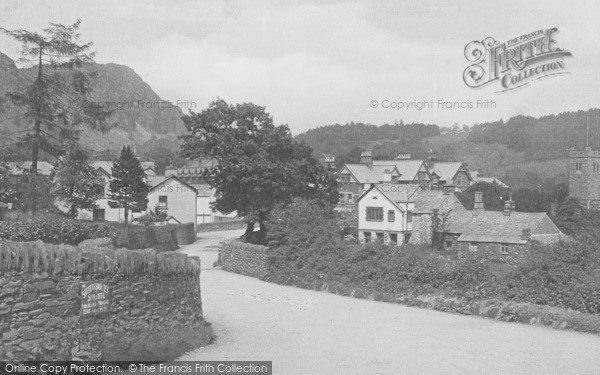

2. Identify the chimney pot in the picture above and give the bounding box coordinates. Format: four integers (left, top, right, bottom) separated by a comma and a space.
503, 199, 515, 216
473, 191, 484, 214
360, 151, 373, 167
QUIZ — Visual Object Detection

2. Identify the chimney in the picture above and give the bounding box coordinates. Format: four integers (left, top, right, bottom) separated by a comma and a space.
503, 199, 515, 216
396, 153, 411, 160
324, 154, 335, 170
383, 169, 392, 182
360, 151, 372, 167
165, 165, 177, 177
473, 191, 484, 214
521, 228, 531, 241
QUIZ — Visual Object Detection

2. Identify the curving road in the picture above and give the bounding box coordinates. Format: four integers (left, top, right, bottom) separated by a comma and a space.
178, 230, 600, 375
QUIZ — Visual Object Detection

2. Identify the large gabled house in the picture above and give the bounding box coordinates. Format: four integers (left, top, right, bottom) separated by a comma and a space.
338, 152, 430, 205
357, 183, 465, 245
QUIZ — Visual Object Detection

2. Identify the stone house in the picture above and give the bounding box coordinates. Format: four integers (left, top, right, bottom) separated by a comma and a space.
357, 183, 465, 245
445, 192, 564, 264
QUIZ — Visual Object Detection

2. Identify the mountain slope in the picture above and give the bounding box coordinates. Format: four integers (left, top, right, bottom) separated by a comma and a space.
0, 52, 186, 152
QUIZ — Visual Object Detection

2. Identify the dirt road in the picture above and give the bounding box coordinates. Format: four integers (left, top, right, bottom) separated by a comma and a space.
178, 231, 600, 375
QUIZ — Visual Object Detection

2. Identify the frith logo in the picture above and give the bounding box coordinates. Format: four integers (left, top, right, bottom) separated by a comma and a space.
463, 28, 572, 92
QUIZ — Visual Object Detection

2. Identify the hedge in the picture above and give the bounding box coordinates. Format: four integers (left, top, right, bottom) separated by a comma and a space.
0, 214, 118, 245
0, 214, 195, 251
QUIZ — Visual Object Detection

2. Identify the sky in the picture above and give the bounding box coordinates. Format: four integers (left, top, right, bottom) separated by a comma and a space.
0, 0, 599, 135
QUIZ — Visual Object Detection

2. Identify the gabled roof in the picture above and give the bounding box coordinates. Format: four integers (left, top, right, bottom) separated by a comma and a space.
359, 184, 465, 214
448, 210, 563, 244
141, 161, 156, 170
342, 164, 384, 184
149, 175, 198, 194
191, 183, 214, 197
372, 160, 428, 182
429, 162, 471, 182
91, 161, 114, 176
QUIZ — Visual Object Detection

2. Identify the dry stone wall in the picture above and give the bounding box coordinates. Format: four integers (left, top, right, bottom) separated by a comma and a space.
220, 241, 268, 279
0, 240, 202, 361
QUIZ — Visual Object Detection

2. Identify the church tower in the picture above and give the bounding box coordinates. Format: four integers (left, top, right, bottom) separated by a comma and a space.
569, 115, 600, 209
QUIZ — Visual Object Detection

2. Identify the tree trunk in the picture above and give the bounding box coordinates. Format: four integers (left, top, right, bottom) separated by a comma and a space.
70, 205, 77, 219
258, 220, 267, 244
28, 48, 43, 218
244, 221, 254, 241
124, 208, 129, 226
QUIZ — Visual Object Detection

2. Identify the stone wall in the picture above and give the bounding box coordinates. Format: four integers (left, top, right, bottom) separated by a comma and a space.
0, 240, 203, 361
219, 241, 268, 279
196, 220, 245, 233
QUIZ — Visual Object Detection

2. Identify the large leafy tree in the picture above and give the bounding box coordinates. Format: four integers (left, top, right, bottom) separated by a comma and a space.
1, 20, 115, 214
108, 146, 149, 225
51, 148, 103, 218
181, 99, 338, 241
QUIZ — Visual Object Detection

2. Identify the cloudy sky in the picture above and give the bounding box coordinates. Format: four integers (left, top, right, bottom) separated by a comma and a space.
1, 0, 599, 134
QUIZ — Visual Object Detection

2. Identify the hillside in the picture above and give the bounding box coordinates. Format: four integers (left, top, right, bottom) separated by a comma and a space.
468, 109, 600, 161
0, 52, 186, 153
294, 122, 440, 160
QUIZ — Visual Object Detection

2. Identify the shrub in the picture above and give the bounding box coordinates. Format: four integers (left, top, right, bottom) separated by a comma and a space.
0, 212, 118, 245
265, 199, 600, 315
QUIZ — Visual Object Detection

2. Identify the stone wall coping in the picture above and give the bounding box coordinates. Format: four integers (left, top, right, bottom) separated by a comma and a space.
0, 240, 200, 275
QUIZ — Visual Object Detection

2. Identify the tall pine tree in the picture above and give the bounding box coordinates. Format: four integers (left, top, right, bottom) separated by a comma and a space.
108, 146, 149, 225
1, 20, 115, 215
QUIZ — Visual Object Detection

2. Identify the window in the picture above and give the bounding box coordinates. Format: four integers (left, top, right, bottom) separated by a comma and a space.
364, 232, 372, 243
500, 243, 509, 254
575, 162, 582, 171
347, 193, 353, 202
445, 241, 453, 248
92, 209, 105, 222
407, 211, 413, 223
404, 233, 412, 243
366, 207, 383, 221
376, 233, 384, 242
390, 233, 398, 245
469, 242, 478, 252
388, 210, 395, 222
158, 195, 168, 208
417, 172, 428, 181
340, 174, 350, 183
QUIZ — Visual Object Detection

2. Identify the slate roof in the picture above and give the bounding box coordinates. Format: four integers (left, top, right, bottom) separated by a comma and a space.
343, 164, 385, 184
149, 175, 198, 193
429, 162, 469, 182
91, 161, 114, 175
372, 160, 426, 182
471, 176, 509, 188
141, 161, 156, 170
361, 184, 465, 213
447, 210, 563, 244
191, 183, 214, 197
